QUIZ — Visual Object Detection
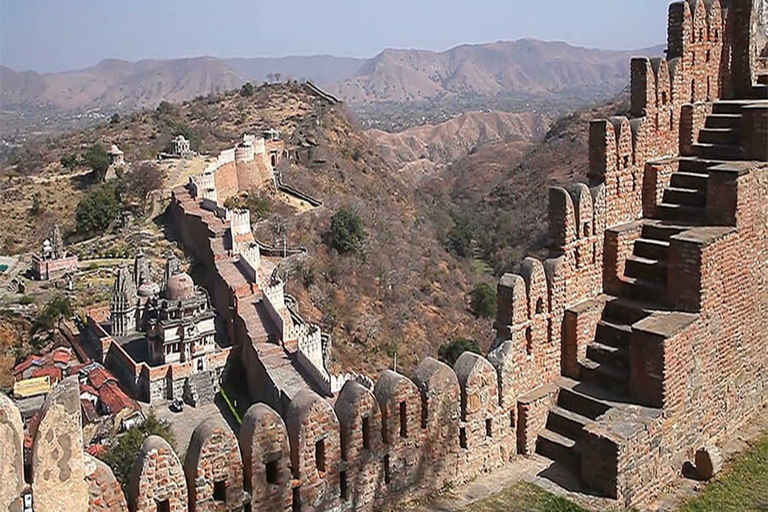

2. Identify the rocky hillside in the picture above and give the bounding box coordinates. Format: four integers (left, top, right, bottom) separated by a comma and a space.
367, 110, 552, 180
328, 39, 663, 103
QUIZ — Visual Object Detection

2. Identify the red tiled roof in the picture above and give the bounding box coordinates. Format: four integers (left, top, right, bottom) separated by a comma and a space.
98, 381, 137, 415
81, 400, 99, 424
30, 366, 61, 383
52, 348, 71, 365
88, 366, 114, 389
80, 383, 98, 397
13, 356, 41, 376
86, 444, 106, 457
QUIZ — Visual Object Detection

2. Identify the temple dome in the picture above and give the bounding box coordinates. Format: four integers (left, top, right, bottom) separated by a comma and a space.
165, 272, 196, 301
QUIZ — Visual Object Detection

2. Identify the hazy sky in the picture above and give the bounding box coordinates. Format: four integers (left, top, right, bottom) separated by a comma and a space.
1, 0, 672, 73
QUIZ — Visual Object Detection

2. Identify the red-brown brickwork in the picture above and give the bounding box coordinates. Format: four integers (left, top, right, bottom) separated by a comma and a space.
184, 418, 244, 511
85, 453, 129, 512
240, 403, 292, 512
128, 436, 188, 512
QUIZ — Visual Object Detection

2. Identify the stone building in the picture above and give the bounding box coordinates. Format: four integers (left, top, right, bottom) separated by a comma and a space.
108, 144, 125, 167
31, 224, 78, 280
170, 134, 192, 157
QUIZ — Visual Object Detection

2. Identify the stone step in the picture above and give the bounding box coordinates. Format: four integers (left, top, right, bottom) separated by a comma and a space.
656, 202, 707, 223
670, 171, 709, 191
752, 84, 768, 100
663, 186, 706, 207
622, 277, 666, 304
595, 320, 632, 349
641, 223, 690, 242
634, 238, 670, 261
557, 386, 612, 420
579, 358, 629, 393
698, 127, 740, 145
704, 114, 742, 130
677, 157, 719, 173
712, 101, 747, 115
602, 298, 650, 325
693, 142, 743, 161
546, 405, 592, 440
625, 255, 667, 283
586, 342, 630, 370
536, 428, 580, 468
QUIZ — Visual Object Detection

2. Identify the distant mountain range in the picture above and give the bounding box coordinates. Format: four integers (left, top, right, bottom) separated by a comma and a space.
0, 39, 663, 114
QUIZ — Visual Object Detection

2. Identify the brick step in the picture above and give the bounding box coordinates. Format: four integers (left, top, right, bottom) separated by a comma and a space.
625, 255, 667, 283
656, 202, 707, 223
641, 223, 690, 242
586, 342, 630, 370
622, 277, 666, 304
546, 405, 592, 441
677, 156, 720, 173
579, 358, 629, 393
594, 320, 632, 349
634, 238, 670, 261
698, 127, 740, 145
557, 386, 612, 420
704, 114, 742, 130
670, 171, 709, 191
752, 84, 768, 100
602, 297, 650, 325
536, 429, 580, 468
662, 186, 706, 207
693, 142, 743, 161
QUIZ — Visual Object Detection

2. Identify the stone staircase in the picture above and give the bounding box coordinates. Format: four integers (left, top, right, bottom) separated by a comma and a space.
534, 95, 764, 472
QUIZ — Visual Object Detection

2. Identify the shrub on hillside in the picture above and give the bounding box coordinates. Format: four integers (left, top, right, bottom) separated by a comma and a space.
470, 282, 496, 318
240, 82, 255, 97
60, 154, 78, 169
330, 209, 367, 254
446, 218, 473, 258
83, 144, 110, 182
126, 163, 165, 212
438, 338, 482, 366
76, 185, 121, 234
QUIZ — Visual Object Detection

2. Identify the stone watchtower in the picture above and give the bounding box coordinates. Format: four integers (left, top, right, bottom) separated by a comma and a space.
110, 265, 138, 337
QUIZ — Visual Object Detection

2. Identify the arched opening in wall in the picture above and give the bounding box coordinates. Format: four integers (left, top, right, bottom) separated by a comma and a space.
486, 418, 493, 438
662, 91, 668, 106
213, 480, 226, 503
714, 29, 719, 42
421, 393, 428, 429
266, 459, 279, 485
623, 155, 630, 169
536, 297, 544, 315
384, 455, 392, 484
584, 223, 591, 237
575, 248, 581, 269
592, 242, 597, 265
362, 417, 371, 450
525, 327, 533, 356
292, 488, 301, 512
399, 401, 408, 438
655, 113, 660, 132
156, 500, 171, 512
340, 471, 349, 500
315, 439, 326, 474
459, 427, 468, 449
691, 52, 696, 66
271, 154, 277, 167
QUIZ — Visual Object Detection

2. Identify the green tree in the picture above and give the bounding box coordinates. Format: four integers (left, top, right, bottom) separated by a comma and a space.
30, 193, 42, 216
446, 218, 474, 258
109, 113, 121, 125
240, 82, 255, 97
34, 294, 73, 333
83, 144, 110, 182
330, 209, 367, 254
438, 338, 482, 366
155, 101, 175, 115
100, 411, 176, 492
60, 154, 78, 169
126, 163, 165, 212
470, 282, 496, 318
76, 185, 121, 234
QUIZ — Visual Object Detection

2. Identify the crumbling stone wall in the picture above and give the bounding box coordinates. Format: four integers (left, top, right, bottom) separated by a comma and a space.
129, 436, 188, 512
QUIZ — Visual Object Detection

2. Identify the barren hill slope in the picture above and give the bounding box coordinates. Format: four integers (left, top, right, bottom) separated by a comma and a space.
368, 110, 552, 179
328, 39, 663, 103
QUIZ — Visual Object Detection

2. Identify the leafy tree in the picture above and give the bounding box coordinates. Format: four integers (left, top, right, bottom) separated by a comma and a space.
470, 282, 496, 318
83, 144, 110, 182
109, 113, 121, 125
76, 185, 121, 234
100, 411, 176, 492
438, 338, 482, 366
330, 209, 367, 254
33, 294, 73, 333
30, 193, 42, 216
446, 218, 474, 258
240, 82, 255, 97
155, 101, 175, 115
126, 163, 165, 212
60, 154, 78, 169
